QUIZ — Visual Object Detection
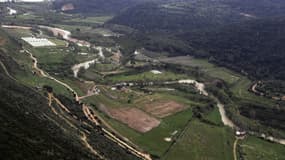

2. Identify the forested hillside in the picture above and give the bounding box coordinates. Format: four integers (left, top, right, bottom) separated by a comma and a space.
108, 0, 285, 80
0, 29, 139, 160
53, 0, 149, 14
109, 0, 285, 31
183, 18, 285, 80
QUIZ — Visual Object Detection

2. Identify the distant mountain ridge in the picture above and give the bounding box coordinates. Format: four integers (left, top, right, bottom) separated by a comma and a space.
109, 0, 285, 31
53, 0, 149, 14
0, 0, 53, 2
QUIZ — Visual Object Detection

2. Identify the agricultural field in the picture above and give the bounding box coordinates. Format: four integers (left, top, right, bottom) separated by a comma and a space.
48, 38, 67, 47
64, 16, 113, 24
97, 107, 194, 157
106, 70, 189, 83
82, 81, 211, 157
160, 56, 241, 85
1, 2, 285, 160
164, 120, 235, 160
3, 28, 34, 38
204, 107, 223, 126
238, 136, 285, 160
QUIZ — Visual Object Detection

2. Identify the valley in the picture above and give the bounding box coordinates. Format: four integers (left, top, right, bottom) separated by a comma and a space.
0, 1, 284, 160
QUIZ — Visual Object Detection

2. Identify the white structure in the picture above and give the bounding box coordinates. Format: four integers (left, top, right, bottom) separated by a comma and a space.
71, 59, 98, 78
7, 7, 17, 15
21, 37, 56, 47
150, 70, 162, 74
134, 50, 140, 55
78, 52, 88, 56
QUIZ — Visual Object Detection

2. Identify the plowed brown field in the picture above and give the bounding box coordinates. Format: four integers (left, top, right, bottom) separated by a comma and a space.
143, 101, 186, 118
110, 108, 160, 133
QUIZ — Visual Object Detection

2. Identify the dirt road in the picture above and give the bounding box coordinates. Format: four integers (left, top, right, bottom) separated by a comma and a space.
26, 49, 79, 101
217, 101, 236, 129
233, 138, 239, 160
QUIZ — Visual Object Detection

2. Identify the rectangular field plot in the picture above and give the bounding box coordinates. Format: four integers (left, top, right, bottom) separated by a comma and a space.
165, 120, 234, 160
21, 37, 56, 47
101, 106, 160, 133
143, 101, 187, 118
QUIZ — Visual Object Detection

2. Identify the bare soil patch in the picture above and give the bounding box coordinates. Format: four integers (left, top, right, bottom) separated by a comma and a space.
143, 101, 187, 118
99, 105, 160, 133
0, 37, 6, 46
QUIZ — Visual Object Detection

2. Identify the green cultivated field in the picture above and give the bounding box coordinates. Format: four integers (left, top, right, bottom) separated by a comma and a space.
48, 38, 67, 47
165, 120, 235, 160
107, 70, 189, 82
160, 57, 241, 84
83, 87, 207, 157
239, 136, 285, 160
204, 107, 223, 126
98, 108, 193, 157
65, 16, 113, 24
4, 28, 34, 38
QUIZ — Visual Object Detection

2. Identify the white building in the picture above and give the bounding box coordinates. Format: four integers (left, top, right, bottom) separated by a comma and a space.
7, 7, 17, 15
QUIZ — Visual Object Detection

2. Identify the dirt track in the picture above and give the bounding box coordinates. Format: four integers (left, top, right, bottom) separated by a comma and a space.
0, 38, 6, 46
233, 138, 239, 160
0, 60, 16, 80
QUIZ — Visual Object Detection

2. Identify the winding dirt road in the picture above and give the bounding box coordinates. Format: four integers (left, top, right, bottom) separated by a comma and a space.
26, 49, 152, 160
217, 101, 236, 129
26, 49, 79, 101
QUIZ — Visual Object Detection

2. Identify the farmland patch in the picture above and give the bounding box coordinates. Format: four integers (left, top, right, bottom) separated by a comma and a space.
143, 101, 187, 118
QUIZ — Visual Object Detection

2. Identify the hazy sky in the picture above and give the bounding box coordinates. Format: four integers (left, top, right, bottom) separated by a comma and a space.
0, 0, 49, 2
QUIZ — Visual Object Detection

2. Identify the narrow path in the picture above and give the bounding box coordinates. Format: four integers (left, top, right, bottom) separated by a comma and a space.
233, 138, 239, 160
47, 92, 105, 159
81, 133, 105, 160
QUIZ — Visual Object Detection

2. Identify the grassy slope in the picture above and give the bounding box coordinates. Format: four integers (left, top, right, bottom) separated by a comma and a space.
165, 120, 234, 160
0, 28, 140, 160
0, 73, 94, 159
204, 107, 223, 126
97, 108, 193, 157
107, 70, 189, 83
239, 136, 285, 160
